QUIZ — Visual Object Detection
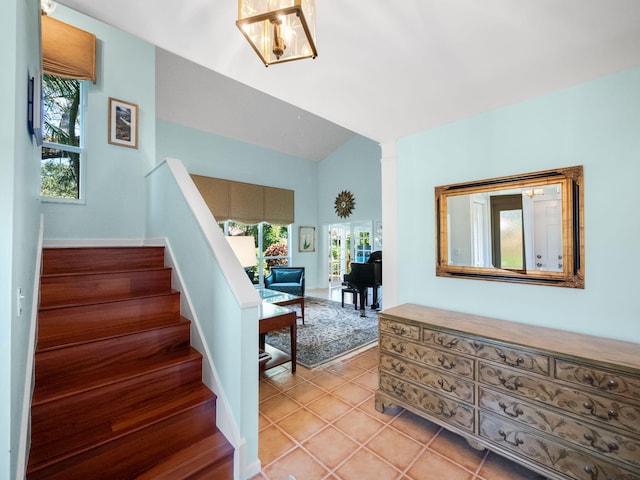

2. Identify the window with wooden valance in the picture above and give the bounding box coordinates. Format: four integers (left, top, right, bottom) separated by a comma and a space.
191, 175, 295, 225
42, 15, 97, 83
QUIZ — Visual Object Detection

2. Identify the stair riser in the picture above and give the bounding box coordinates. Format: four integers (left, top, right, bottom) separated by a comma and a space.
35, 323, 191, 388
37, 292, 181, 350
40, 268, 173, 307
27, 402, 217, 480
31, 383, 215, 466
42, 247, 166, 275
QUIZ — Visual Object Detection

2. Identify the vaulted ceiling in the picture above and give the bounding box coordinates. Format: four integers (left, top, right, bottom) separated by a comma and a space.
60, 0, 640, 161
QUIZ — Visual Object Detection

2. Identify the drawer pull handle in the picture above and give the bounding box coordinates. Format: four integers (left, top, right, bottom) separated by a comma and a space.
498, 429, 524, 447
391, 325, 407, 335
583, 433, 620, 453
582, 372, 595, 385
583, 465, 598, 480
499, 376, 522, 391
437, 337, 459, 349
438, 356, 457, 370
498, 401, 524, 418
497, 351, 524, 367
607, 378, 619, 389
437, 378, 457, 393
583, 402, 619, 421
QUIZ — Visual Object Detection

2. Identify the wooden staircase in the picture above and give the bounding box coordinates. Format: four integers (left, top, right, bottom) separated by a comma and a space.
27, 246, 234, 479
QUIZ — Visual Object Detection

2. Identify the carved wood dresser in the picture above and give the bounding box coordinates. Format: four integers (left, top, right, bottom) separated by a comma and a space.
375, 304, 640, 480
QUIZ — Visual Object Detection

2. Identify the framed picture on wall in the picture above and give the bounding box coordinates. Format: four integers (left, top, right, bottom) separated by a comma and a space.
299, 226, 315, 252
108, 97, 138, 149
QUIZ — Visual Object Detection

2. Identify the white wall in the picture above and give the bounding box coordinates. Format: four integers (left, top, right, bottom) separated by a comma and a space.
156, 119, 322, 287
395, 66, 640, 343
40, 6, 156, 240
2, 0, 43, 477
318, 135, 382, 225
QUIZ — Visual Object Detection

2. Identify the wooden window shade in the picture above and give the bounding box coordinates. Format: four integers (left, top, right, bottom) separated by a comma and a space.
191, 175, 294, 225
42, 16, 96, 83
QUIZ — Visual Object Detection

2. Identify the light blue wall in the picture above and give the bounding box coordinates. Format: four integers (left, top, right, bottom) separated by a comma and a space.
397, 67, 640, 343
318, 135, 382, 225
40, 6, 156, 240
156, 119, 322, 287
2, 0, 43, 477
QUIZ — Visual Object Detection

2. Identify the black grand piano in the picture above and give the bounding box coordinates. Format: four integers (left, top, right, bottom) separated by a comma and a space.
343, 251, 382, 317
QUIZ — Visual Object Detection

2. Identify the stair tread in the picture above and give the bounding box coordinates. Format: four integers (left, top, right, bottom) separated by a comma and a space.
32, 347, 202, 405
38, 289, 180, 312
134, 430, 234, 480
29, 383, 216, 469
39, 268, 173, 308
37, 315, 190, 352
42, 246, 166, 275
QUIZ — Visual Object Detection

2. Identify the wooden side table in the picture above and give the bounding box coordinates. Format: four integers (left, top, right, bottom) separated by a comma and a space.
258, 302, 297, 373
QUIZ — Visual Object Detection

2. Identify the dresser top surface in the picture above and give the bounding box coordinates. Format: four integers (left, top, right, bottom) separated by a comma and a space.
380, 304, 640, 371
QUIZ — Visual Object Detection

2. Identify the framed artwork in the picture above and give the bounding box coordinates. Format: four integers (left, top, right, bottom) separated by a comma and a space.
299, 226, 315, 252
108, 97, 138, 148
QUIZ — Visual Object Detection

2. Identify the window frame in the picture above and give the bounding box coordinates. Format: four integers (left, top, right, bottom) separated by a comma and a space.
40, 76, 87, 204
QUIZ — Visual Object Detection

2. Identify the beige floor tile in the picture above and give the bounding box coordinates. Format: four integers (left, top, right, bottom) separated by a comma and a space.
258, 425, 296, 466
263, 447, 329, 480
366, 426, 424, 471
291, 365, 321, 380
389, 410, 441, 444
428, 428, 486, 473
326, 361, 367, 380
333, 408, 385, 444
352, 369, 379, 390
477, 452, 547, 480
259, 412, 271, 431
347, 352, 379, 370
276, 408, 328, 443
303, 426, 359, 470
357, 396, 404, 422
308, 370, 348, 391
283, 381, 325, 405
406, 449, 474, 480
306, 394, 352, 422
334, 447, 400, 480
259, 381, 282, 401
331, 381, 373, 406
260, 394, 301, 422
266, 369, 308, 391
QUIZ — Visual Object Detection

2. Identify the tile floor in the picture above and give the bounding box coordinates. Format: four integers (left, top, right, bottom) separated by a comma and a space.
253, 344, 547, 480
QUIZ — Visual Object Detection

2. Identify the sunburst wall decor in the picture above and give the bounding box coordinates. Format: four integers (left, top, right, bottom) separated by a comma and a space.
334, 190, 355, 219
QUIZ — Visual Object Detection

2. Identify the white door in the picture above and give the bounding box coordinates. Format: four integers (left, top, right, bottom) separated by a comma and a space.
328, 224, 350, 288
533, 200, 563, 272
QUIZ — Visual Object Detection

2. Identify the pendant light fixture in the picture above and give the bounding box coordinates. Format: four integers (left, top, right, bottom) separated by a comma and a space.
236, 0, 317, 66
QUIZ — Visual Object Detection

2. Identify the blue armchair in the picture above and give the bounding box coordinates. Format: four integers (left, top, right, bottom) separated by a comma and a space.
264, 267, 305, 297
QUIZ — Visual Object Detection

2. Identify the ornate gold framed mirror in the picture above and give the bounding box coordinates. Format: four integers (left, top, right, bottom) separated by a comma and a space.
435, 166, 584, 288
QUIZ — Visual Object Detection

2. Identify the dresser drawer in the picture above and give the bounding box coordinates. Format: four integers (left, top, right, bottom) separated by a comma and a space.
422, 329, 549, 376
479, 387, 640, 469
379, 371, 475, 432
479, 412, 639, 480
379, 317, 420, 340
380, 353, 475, 404
478, 362, 640, 435
555, 359, 640, 403
380, 335, 474, 378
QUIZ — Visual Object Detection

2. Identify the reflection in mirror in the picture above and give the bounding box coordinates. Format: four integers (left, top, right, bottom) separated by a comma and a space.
436, 166, 584, 288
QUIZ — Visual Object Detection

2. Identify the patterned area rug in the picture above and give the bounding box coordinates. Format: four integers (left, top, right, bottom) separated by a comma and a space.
265, 296, 379, 368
